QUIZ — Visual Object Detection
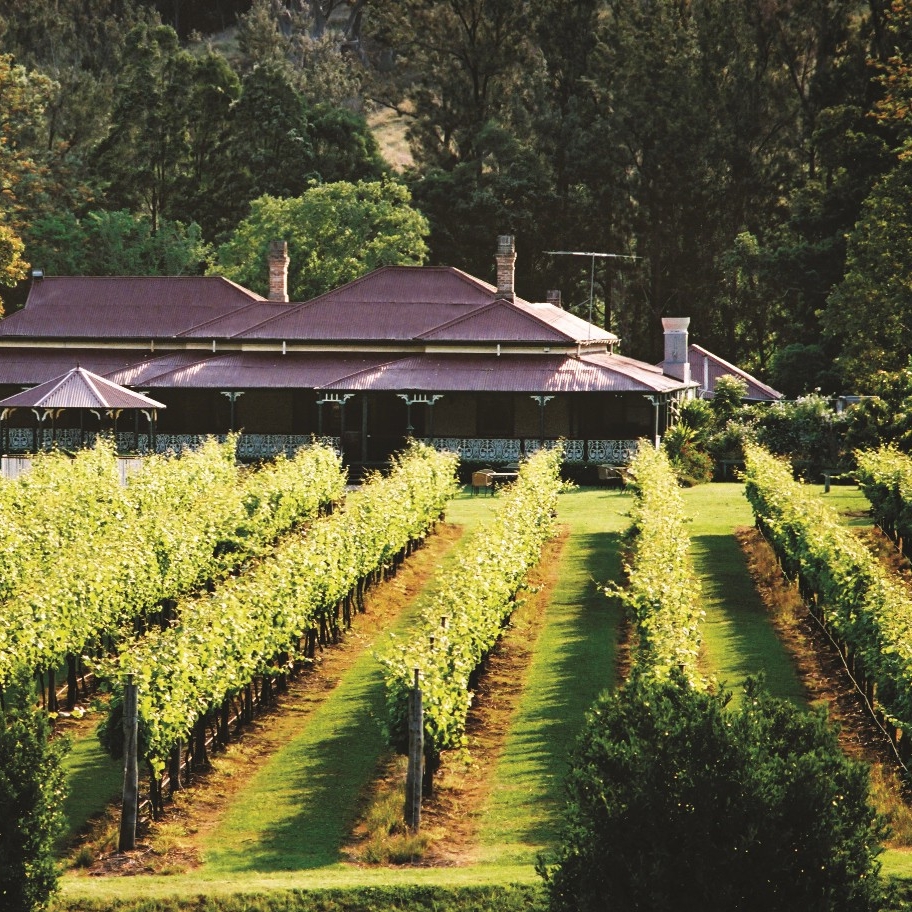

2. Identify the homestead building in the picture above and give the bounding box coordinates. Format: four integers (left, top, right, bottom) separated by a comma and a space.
0, 237, 777, 470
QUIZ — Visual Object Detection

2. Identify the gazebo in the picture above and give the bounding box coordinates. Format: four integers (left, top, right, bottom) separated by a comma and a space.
0, 366, 165, 469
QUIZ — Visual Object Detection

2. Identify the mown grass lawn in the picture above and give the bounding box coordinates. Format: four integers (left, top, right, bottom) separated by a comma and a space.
57, 480, 912, 907
684, 483, 804, 704
58, 724, 122, 848
474, 485, 630, 867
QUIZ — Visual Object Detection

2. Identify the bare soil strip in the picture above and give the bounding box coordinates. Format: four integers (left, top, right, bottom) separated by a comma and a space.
79, 523, 466, 875
737, 525, 912, 847
414, 529, 570, 865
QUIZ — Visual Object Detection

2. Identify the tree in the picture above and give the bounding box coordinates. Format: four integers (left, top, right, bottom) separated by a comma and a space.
210, 179, 429, 300
0, 54, 57, 233
370, 0, 541, 170
0, 677, 68, 912
0, 223, 28, 314
769, 342, 844, 398
822, 156, 912, 386
92, 22, 198, 232
27, 210, 209, 277
541, 674, 887, 912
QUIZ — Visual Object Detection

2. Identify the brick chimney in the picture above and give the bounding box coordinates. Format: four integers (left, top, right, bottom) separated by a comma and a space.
662, 317, 691, 383
268, 240, 289, 302
495, 235, 516, 301
546, 289, 562, 309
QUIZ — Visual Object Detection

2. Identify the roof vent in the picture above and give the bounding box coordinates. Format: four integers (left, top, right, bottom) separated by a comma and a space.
546, 289, 562, 309
31, 269, 43, 281
268, 240, 289, 303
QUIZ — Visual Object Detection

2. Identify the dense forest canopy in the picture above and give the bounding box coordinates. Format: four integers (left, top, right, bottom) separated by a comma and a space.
0, 0, 910, 395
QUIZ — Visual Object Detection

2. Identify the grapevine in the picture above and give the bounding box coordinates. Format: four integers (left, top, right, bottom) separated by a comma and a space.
380, 445, 563, 776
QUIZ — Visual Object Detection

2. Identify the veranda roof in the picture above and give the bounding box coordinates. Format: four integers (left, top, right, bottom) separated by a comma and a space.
0, 366, 165, 410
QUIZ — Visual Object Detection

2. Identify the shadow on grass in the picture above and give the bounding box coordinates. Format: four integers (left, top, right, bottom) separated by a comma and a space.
59, 725, 122, 848
207, 664, 388, 872
482, 530, 624, 850
692, 532, 804, 704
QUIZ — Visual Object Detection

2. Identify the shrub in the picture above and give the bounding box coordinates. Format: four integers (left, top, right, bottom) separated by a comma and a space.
541, 674, 888, 912
0, 678, 68, 912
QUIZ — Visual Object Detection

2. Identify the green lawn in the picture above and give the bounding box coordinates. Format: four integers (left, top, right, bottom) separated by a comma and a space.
58, 480, 912, 906
684, 483, 805, 704
58, 719, 122, 847
474, 486, 631, 866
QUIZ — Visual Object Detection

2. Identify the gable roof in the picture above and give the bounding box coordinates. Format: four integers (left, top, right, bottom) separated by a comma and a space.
0, 366, 165, 410
0, 276, 266, 339
201, 266, 494, 341
416, 298, 578, 344
689, 344, 783, 401
211, 265, 617, 346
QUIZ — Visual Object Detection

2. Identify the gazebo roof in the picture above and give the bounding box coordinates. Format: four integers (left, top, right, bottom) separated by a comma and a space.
0, 366, 165, 411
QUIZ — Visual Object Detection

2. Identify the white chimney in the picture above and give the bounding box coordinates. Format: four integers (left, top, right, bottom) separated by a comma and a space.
268, 240, 290, 302
662, 317, 691, 383
495, 235, 516, 301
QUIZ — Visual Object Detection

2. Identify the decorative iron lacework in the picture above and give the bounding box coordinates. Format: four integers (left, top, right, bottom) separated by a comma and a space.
2, 429, 341, 460
523, 439, 585, 463
586, 439, 639, 463
425, 437, 523, 463
423, 437, 638, 464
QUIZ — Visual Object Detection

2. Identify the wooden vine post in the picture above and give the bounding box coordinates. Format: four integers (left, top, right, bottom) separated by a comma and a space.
119, 673, 139, 852
405, 667, 423, 832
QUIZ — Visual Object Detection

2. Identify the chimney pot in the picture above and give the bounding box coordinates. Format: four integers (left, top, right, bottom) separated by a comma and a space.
495, 235, 516, 301
268, 240, 289, 303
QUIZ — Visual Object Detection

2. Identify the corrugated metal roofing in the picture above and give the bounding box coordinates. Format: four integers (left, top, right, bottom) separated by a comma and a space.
416, 300, 573, 344
0, 277, 265, 339
230, 267, 497, 341
106, 351, 400, 389
320, 352, 689, 394
230, 266, 617, 345
0, 367, 165, 409
511, 299, 618, 344
0, 349, 159, 385
232, 300, 485, 341
688, 344, 782, 400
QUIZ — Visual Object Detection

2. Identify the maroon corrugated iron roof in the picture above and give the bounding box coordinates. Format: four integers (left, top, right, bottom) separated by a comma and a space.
224, 265, 616, 345
688, 344, 782, 400
510, 299, 618, 344
416, 298, 609, 345
320, 352, 687, 393
0, 349, 161, 386
0, 366, 165, 410
0, 276, 265, 339
225, 266, 497, 342
106, 351, 400, 389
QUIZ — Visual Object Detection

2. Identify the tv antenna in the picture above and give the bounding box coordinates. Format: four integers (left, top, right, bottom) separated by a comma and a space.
545, 250, 641, 338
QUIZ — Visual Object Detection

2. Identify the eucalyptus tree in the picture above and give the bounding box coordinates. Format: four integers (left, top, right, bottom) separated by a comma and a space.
92, 22, 200, 233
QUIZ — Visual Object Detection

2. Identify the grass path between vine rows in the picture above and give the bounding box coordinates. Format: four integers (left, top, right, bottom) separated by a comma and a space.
684, 482, 805, 704
469, 485, 630, 868
194, 519, 486, 874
